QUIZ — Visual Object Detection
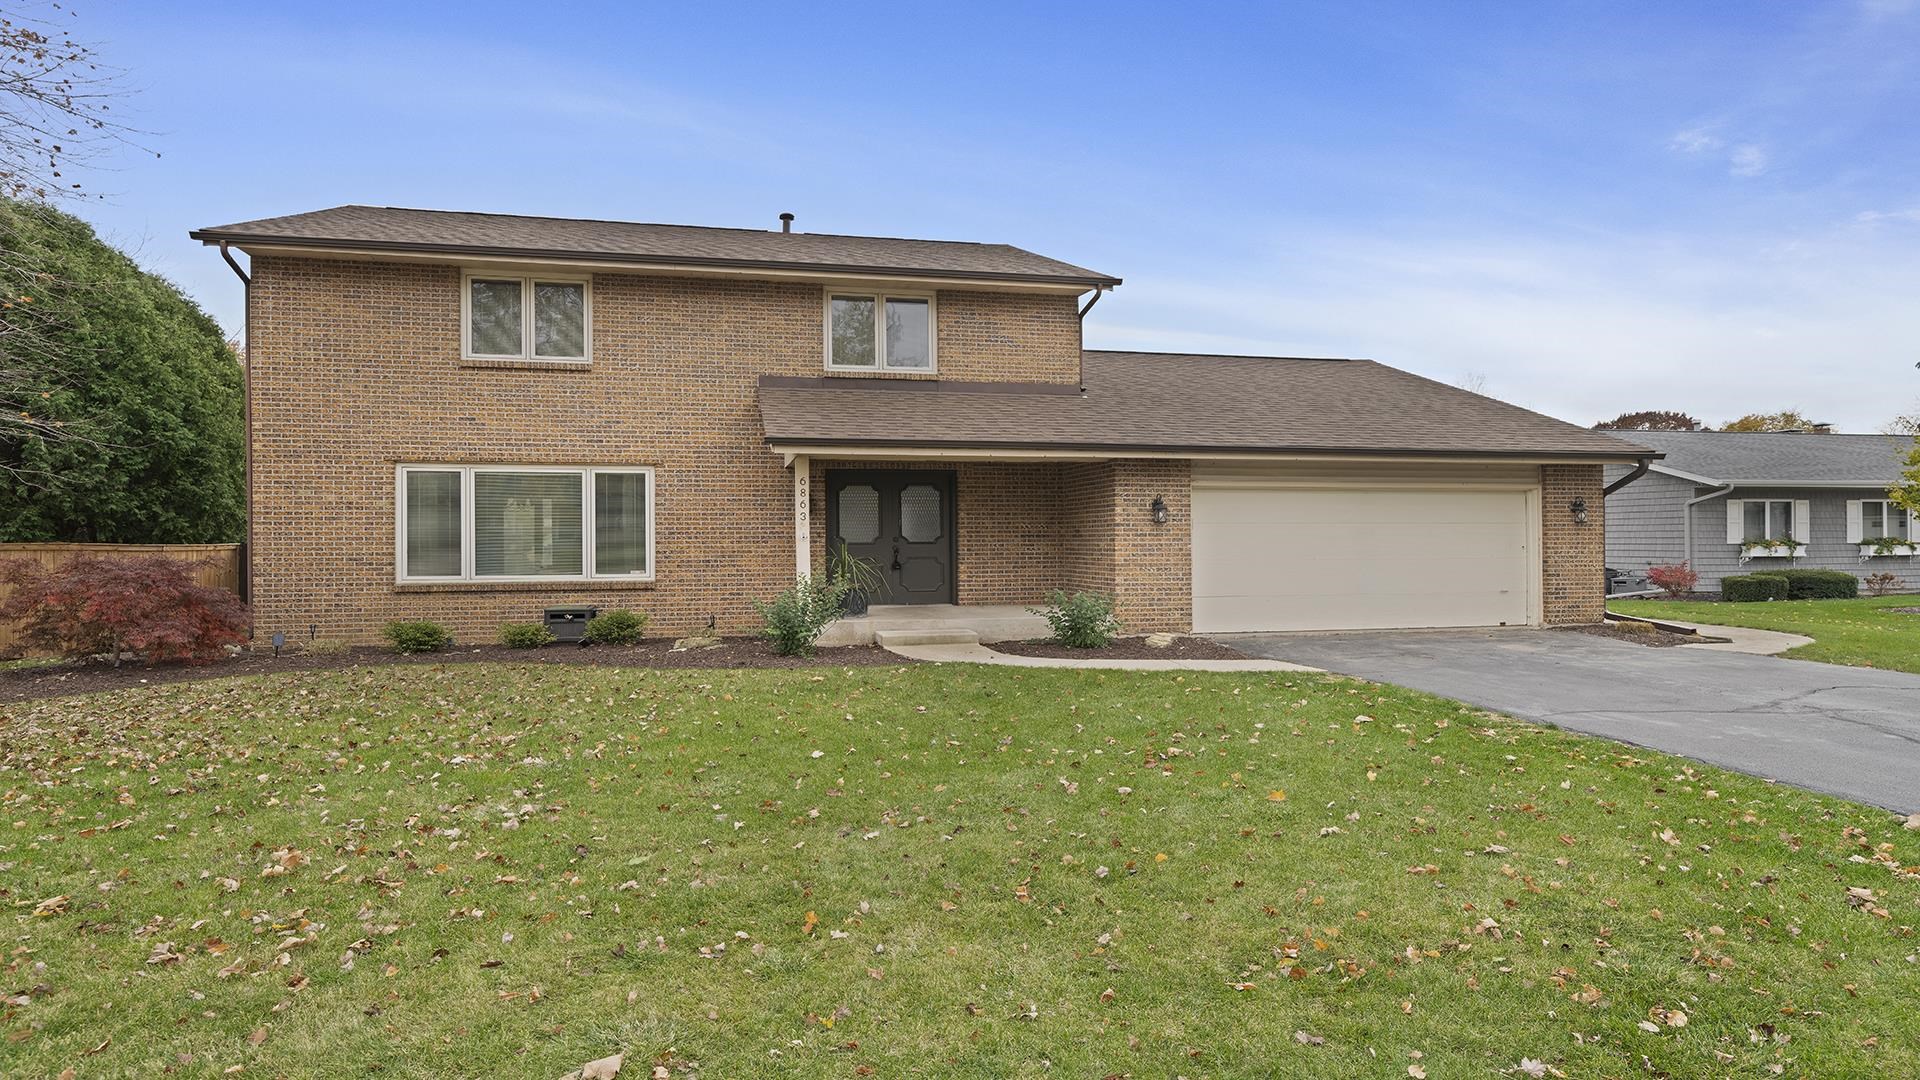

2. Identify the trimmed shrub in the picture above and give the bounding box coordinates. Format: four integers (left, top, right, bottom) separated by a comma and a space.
384, 620, 452, 654
1031, 590, 1121, 648
0, 554, 248, 665
1774, 568, 1859, 600
499, 622, 555, 649
582, 609, 648, 646
1722, 573, 1788, 603
755, 575, 847, 657
1644, 562, 1698, 598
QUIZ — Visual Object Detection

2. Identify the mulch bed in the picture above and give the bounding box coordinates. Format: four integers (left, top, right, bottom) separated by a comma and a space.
988, 635, 1252, 660
1560, 622, 1702, 648
0, 638, 909, 705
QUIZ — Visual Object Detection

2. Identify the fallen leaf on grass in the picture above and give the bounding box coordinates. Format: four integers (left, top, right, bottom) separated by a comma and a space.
1293, 1030, 1324, 1046
560, 1051, 624, 1080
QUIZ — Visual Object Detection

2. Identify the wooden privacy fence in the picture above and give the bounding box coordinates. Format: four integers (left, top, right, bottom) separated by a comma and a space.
0, 543, 243, 654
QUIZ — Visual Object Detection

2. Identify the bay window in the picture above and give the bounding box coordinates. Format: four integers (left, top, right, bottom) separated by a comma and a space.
397, 465, 652, 582
464, 274, 590, 362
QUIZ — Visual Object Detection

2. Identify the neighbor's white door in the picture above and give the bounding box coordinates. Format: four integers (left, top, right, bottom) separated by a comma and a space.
1191, 486, 1536, 633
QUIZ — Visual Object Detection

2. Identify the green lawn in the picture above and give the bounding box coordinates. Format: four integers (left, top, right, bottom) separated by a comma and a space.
1612, 594, 1920, 674
4, 662, 1918, 1078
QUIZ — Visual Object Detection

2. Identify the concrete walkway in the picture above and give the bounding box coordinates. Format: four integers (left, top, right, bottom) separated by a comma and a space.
1225, 627, 1920, 812
882, 640, 1319, 673
1609, 614, 1814, 655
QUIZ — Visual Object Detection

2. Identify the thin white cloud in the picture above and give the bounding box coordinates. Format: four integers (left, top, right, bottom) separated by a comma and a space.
1668, 127, 1724, 155
1668, 126, 1769, 178
1857, 206, 1920, 224
1728, 143, 1770, 177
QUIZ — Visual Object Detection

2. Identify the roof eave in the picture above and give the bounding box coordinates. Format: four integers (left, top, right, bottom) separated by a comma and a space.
1646, 463, 1896, 488
187, 231, 1123, 290
764, 435, 1660, 463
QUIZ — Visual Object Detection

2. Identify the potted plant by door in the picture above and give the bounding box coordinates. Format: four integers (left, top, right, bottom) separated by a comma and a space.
829, 540, 886, 616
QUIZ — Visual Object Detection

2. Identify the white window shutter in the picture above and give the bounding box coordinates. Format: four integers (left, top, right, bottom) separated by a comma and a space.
1846, 500, 1864, 544
1792, 500, 1811, 544
1725, 500, 1744, 544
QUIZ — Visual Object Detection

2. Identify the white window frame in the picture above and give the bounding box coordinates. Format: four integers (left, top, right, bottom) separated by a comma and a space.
461, 272, 593, 363
395, 464, 654, 583
823, 289, 937, 373
1860, 499, 1911, 540
1744, 499, 1796, 542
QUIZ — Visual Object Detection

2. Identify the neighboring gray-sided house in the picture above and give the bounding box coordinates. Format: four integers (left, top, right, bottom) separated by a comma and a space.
1604, 430, 1918, 591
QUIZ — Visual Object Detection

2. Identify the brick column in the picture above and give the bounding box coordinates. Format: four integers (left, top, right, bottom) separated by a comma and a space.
1541, 464, 1605, 624
1109, 459, 1192, 632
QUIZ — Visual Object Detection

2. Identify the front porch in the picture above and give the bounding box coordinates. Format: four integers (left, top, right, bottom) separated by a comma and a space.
790, 455, 1195, 635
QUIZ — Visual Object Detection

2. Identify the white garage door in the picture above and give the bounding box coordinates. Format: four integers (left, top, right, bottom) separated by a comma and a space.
1192, 486, 1536, 633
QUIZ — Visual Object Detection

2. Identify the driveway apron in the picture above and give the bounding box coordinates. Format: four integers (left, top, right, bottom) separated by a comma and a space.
1222, 629, 1920, 812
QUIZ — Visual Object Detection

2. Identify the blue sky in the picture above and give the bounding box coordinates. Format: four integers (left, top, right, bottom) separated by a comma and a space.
70, 0, 1920, 431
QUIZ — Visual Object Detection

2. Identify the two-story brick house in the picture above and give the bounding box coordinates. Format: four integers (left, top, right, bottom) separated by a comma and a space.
191, 206, 1656, 643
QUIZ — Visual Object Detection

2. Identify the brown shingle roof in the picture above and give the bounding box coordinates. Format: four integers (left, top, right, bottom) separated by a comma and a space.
191, 205, 1120, 287
758, 350, 1659, 460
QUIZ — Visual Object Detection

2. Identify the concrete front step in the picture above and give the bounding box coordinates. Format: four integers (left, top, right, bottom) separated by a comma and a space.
817, 604, 1052, 648
872, 628, 981, 647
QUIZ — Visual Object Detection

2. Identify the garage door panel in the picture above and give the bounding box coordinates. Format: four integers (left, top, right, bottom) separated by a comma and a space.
1198, 522, 1525, 565
1192, 486, 1535, 633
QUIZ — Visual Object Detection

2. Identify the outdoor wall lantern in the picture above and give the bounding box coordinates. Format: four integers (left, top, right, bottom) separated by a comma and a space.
1150, 495, 1169, 525
1570, 497, 1589, 525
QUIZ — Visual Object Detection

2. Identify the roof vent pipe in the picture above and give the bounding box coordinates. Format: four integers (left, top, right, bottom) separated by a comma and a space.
779, 212, 794, 234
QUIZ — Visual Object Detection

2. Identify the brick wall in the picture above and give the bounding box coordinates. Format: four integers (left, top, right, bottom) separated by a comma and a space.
248, 256, 1084, 643
1054, 459, 1191, 632
1109, 459, 1192, 631
1542, 463, 1605, 624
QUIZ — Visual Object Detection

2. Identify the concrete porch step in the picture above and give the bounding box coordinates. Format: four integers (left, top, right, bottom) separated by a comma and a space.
872, 628, 981, 647
817, 603, 1053, 648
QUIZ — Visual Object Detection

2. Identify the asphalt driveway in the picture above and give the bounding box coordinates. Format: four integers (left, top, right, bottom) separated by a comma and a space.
1223, 628, 1920, 812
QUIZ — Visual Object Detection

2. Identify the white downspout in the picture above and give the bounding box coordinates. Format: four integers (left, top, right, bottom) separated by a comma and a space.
1684, 483, 1737, 570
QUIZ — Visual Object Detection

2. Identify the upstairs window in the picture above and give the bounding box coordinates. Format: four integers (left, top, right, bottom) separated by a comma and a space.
827, 292, 934, 372
464, 274, 590, 362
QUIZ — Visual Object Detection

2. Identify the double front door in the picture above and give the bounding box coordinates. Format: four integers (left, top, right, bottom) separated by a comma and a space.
825, 470, 954, 605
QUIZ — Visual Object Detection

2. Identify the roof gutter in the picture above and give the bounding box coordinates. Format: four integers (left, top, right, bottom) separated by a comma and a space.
216, 242, 252, 606
1602, 457, 1653, 496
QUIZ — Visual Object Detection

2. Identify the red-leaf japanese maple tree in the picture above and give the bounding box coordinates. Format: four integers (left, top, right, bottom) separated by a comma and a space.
0, 554, 248, 665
